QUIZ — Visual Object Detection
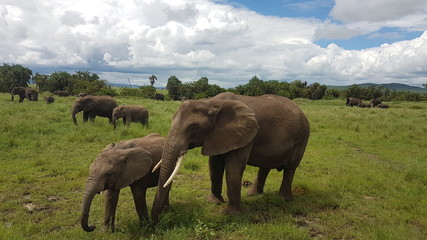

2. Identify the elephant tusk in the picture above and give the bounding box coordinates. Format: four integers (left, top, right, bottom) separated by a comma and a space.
152, 159, 162, 173
163, 155, 184, 188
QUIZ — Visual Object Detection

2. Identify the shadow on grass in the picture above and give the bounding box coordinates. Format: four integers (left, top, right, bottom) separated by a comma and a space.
123, 186, 340, 238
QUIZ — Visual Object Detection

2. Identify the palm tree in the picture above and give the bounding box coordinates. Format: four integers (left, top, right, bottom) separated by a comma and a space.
149, 75, 157, 87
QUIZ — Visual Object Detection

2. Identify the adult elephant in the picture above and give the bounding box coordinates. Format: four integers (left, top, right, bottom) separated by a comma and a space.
11, 87, 38, 102
80, 134, 167, 232
154, 93, 165, 101
151, 92, 310, 221
112, 105, 149, 129
72, 96, 118, 125
346, 97, 361, 107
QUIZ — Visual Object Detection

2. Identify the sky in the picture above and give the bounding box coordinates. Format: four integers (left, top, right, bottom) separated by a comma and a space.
1, 0, 426, 88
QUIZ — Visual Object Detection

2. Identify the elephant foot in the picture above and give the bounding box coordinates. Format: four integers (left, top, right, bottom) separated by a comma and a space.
247, 187, 263, 196
224, 205, 242, 215
207, 193, 225, 205
279, 192, 293, 201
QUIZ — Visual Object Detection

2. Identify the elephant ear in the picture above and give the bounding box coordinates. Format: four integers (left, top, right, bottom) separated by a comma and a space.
114, 146, 153, 189
202, 100, 259, 156
82, 98, 96, 112
102, 143, 115, 152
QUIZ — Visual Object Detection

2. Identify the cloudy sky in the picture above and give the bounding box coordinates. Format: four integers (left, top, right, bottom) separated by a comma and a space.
1, 0, 426, 88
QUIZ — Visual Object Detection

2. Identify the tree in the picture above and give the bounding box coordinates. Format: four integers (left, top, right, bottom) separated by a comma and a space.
166, 76, 182, 98
307, 82, 327, 100
0, 63, 32, 92
149, 75, 157, 87
73, 70, 100, 82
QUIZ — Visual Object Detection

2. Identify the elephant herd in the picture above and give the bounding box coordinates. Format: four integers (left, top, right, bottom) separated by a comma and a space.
346, 97, 389, 108
79, 92, 311, 232
71, 95, 149, 129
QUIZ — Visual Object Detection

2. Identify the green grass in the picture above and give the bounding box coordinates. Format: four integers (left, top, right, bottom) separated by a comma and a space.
0, 94, 426, 240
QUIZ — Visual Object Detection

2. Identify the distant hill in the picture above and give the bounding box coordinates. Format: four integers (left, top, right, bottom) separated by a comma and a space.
328, 83, 427, 93
108, 83, 141, 88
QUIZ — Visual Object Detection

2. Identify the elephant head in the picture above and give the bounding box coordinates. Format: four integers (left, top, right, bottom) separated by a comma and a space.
80, 142, 154, 232
151, 99, 258, 221
11, 87, 25, 102
112, 106, 127, 129
72, 97, 97, 125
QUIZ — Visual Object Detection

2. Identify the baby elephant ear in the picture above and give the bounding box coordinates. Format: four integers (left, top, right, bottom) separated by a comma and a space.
202, 100, 259, 156
114, 147, 153, 189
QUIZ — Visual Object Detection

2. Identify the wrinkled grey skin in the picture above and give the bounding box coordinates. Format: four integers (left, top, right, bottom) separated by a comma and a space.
80, 134, 167, 232
72, 96, 118, 125
112, 105, 149, 129
346, 97, 361, 107
11, 87, 38, 102
152, 92, 310, 222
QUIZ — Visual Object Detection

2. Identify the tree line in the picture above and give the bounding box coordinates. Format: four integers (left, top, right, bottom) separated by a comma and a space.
1, 63, 425, 101
0, 63, 115, 96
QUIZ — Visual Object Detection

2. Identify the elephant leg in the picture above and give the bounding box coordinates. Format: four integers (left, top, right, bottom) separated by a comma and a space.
89, 114, 96, 122
83, 112, 89, 122
104, 189, 120, 232
122, 117, 126, 126
130, 184, 148, 222
207, 155, 225, 204
126, 116, 132, 126
224, 143, 252, 213
19, 95, 24, 102
279, 166, 296, 200
279, 144, 306, 200
248, 167, 270, 196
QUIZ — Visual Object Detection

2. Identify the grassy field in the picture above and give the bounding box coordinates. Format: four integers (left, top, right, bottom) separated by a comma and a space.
0, 93, 426, 240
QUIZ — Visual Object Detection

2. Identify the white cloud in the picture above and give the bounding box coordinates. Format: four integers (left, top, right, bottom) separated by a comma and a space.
331, 0, 427, 23
0, 0, 426, 88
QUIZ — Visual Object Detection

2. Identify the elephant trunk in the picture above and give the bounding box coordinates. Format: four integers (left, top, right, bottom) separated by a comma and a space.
80, 179, 99, 232
152, 131, 186, 222
112, 117, 117, 129
72, 107, 79, 125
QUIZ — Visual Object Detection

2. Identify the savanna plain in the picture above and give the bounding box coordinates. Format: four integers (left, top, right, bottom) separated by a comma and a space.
0, 92, 426, 240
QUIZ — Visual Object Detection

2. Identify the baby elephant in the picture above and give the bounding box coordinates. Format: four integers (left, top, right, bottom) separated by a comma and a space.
80, 134, 166, 232
112, 105, 149, 129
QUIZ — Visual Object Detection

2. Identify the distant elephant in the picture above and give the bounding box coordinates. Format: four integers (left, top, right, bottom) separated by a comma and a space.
154, 93, 164, 101
78, 92, 90, 97
358, 102, 371, 108
112, 105, 149, 129
53, 90, 70, 96
346, 97, 361, 107
152, 92, 310, 222
377, 103, 389, 108
44, 96, 54, 104
72, 96, 118, 125
370, 99, 382, 107
11, 87, 38, 102
80, 134, 167, 232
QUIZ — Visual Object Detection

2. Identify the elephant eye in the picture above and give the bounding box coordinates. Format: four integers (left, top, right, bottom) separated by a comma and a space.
189, 123, 199, 131
106, 172, 113, 176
